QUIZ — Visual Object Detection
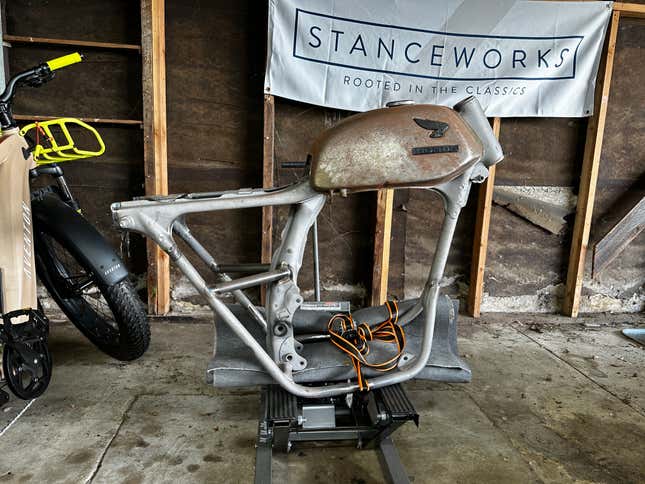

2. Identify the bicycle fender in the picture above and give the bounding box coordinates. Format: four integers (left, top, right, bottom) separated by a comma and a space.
31, 192, 129, 286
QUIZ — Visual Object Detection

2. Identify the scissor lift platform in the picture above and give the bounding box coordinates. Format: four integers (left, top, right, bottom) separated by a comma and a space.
255, 383, 419, 484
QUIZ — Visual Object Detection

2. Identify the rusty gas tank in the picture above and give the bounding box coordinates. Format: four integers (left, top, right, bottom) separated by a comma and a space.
309, 103, 483, 193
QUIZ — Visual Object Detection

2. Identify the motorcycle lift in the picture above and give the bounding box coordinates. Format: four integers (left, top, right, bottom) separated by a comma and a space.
255, 383, 418, 484
208, 297, 470, 483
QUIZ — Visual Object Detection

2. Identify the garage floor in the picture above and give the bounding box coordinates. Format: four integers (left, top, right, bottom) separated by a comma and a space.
1, 312, 644, 484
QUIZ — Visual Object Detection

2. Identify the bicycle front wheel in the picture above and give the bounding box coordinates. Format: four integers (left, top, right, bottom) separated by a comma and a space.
34, 227, 150, 361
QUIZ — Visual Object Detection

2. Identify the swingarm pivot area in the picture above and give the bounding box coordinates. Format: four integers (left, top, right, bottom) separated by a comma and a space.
255, 384, 418, 484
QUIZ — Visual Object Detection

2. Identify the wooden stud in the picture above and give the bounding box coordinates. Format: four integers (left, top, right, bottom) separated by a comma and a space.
371, 188, 394, 306
3, 34, 141, 52
613, 2, 645, 19
141, 0, 170, 315
466, 117, 501, 318
260, 95, 275, 304
563, 11, 621, 317
261, 94, 275, 266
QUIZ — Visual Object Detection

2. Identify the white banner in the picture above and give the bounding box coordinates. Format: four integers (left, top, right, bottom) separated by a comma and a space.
265, 0, 612, 117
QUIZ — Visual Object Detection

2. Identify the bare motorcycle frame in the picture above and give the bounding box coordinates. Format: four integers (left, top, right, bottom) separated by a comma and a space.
111, 96, 503, 399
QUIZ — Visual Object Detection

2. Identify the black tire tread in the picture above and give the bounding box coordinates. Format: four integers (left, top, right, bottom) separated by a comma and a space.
34, 220, 150, 361
101, 279, 150, 361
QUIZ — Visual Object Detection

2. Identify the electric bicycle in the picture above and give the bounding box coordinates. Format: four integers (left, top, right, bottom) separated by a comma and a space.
0, 54, 149, 404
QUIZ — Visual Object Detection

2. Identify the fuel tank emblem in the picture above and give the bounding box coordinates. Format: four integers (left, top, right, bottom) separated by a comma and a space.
413, 118, 449, 138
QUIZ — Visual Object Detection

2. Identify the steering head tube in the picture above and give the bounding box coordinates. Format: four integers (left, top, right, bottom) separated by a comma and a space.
453, 96, 504, 168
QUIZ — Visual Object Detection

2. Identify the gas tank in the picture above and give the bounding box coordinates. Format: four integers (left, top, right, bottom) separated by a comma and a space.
309, 103, 483, 193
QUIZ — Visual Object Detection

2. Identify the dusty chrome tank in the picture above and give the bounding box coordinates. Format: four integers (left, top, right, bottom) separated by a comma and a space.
309, 103, 484, 193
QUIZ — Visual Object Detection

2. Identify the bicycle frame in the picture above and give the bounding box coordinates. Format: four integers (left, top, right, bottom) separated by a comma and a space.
111, 162, 485, 398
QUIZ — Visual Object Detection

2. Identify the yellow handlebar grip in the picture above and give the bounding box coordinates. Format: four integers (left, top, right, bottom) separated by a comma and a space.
46, 52, 83, 71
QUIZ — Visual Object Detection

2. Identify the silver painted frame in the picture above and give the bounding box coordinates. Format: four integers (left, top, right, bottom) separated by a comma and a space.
110, 161, 488, 399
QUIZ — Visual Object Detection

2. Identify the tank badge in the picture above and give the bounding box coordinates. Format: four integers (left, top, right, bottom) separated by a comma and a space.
413, 118, 449, 138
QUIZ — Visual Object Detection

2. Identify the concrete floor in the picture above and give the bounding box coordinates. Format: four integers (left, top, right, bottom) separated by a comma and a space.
1, 312, 644, 484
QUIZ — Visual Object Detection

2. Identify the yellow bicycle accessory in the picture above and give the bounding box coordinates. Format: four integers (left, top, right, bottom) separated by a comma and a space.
46, 52, 83, 71
20, 118, 105, 164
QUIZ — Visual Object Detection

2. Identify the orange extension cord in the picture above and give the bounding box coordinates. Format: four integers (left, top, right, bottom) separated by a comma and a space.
327, 300, 406, 391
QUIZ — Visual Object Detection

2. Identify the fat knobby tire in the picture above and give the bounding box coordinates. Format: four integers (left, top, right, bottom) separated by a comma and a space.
100, 279, 150, 361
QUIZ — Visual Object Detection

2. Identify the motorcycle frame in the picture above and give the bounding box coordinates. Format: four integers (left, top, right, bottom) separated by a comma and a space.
111, 162, 488, 399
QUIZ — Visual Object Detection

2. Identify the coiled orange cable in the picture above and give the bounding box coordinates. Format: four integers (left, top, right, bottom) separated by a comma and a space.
327, 300, 405, 391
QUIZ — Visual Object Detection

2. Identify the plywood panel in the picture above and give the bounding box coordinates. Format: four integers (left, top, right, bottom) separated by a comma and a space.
496, 117, 586, 187
165, 0, 266, 305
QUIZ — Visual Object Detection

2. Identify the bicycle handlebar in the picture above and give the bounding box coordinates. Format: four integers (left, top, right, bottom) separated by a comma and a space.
0, 52, 83, 129
46, 53, 83, 71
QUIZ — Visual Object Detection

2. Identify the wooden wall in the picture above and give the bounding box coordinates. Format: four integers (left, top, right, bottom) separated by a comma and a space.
5, 1, 643, 313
